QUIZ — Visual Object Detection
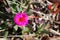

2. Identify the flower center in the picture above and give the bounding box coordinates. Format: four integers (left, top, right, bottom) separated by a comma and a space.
18, 16, 25, 22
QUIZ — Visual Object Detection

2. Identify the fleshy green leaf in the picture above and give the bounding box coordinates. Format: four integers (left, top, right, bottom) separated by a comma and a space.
14, 25, 18, 31
22, 27, 29, 34
36, 23, 47, 34
4, 30, 8, 38
12, 0, 16, 2
0, 27, 2, 30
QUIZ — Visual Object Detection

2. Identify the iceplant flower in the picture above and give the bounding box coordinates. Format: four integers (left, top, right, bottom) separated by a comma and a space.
14, 12, 28, 27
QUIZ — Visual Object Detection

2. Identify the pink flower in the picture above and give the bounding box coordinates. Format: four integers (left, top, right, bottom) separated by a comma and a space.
14, 12, 28, 27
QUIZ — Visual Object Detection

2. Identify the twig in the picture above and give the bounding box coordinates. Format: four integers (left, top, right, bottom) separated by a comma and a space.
21, 5, 45, 16
49, 29, 60, 35
5, 0, 10, 6
11, 36, 14, 40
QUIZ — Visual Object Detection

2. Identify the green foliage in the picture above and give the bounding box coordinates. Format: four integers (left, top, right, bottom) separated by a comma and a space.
3, 30, 8, 38
22, 27, 30, 34
36, 23, 47, 34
